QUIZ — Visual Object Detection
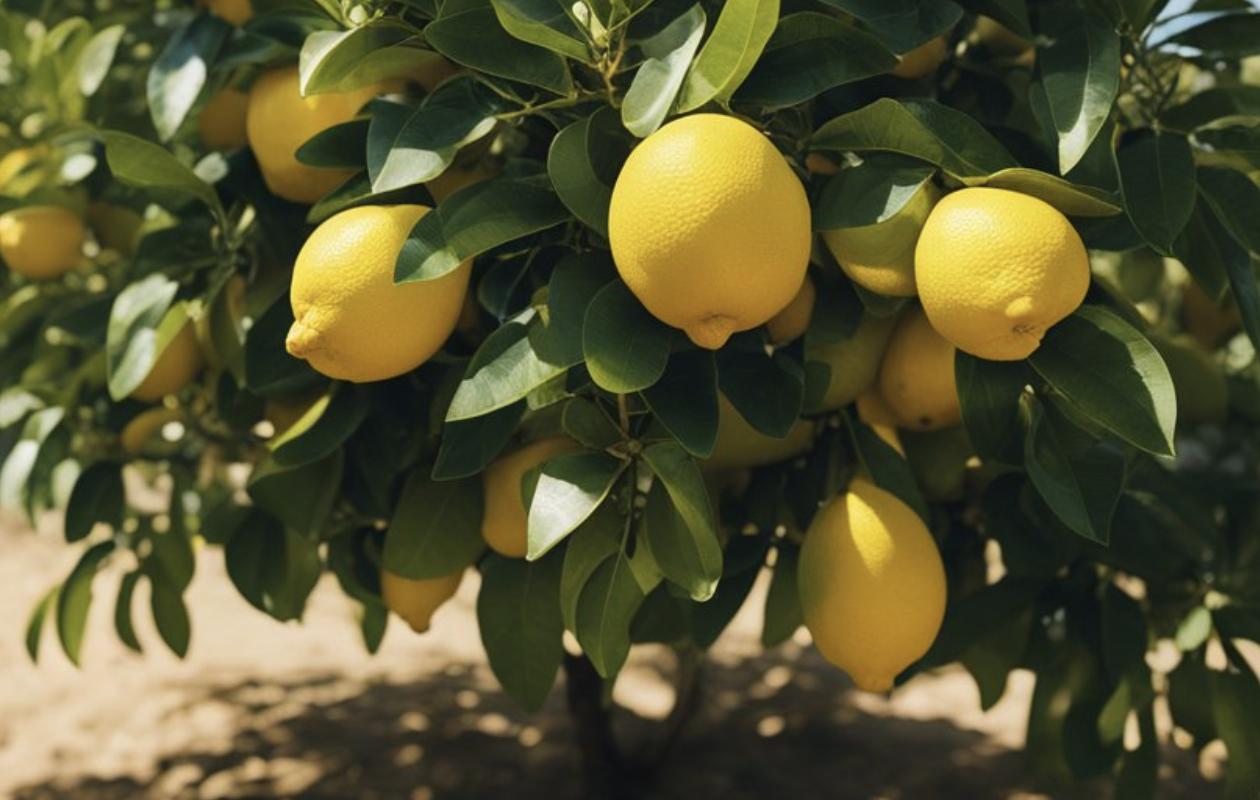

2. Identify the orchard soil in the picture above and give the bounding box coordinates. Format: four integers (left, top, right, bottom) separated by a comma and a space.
0, 510, 1218, 800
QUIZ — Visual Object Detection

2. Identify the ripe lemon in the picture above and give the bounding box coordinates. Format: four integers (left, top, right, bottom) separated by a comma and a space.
1151, 333, 1228, 427
915, 187, 1090, 361
120, 406, 185, 457
246, 65, 379, 204
855, 389, 904, 455
131, 318, 206, 402
205, 0, 253, 26
891, 36, 949, 79
1181, 280, 1241, 350
878, 306, 962, 431
381, 569, 464, 634
198, 87, 249, 151
804, 311, 899, 413
766, 274, 816, 345
706, 394, 816, 470
286, 204, 471, 382
427, 156, 500, 205
798, 479, 947, 692
973, 16, 1034, 61
822, 180, 939, 297
0, 205, 86, 280
608, 114, 812, 349
482, 437, 583, 558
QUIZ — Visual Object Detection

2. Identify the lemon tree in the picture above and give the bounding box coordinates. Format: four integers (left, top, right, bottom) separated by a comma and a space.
4, 1, 1260, 797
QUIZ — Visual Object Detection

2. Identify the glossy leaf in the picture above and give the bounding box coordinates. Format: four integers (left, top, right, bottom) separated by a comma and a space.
622, 4, 705, 137
575, 551, 645, 677
527, 452, 624, 560
56, 541, 114, 666
955, 353, 1027, 463
104, 274, 180, 401
448, 324, 567, 421
817, 0, 963, 53
492, 0, 590, 61
100, 131, 223, 217
426, 5, 572, 95
1117, 132, 1196, 255
301, 22, 434, 95
224, 510, 322, 622
64, 461, 125, 543
246, 452, 344, 537
1037, 2, 1121, 174
148, 14, 229, 141
717, 347, 804, 438
641, 349, 719, 459
675, 0, 779, 112
114, 571, 143, 653
478, 555, 565, 713
983, 168, 1121, 217
641, 474, 722, 601
383, 471, 486, 578
547, 108, 629, 236
1196, 166, 1260, 351
150, 579, 191, 658
582, 280, 674, 393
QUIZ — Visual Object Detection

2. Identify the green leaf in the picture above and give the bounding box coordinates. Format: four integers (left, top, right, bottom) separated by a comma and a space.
478, 554, 565, 713
982, 168, 1121, 217
224, 510, 322, 622
383, 470, 485, 578
717, 348, 804, 438
561, 397, 622, 450
1117, 132, 1196, 254
0, 408, 65, 523
360, 603, 388, 654
690, 533, 766, 648
675, 0, 779, 113
246, 452, 344, 537
300, 22, 435, 95
641, 349, 719, 459
492, 0, 590, 61
527, 452, 624, 560
547, 107, 630, 236
25, 586, 57, 662
957, 609, 1033, 710
1215, 606, 1260, 646
1097, 677, 1132, 745
244, 292, 326, 399
737, 13, 897, 108
811, 98, 1018, 180
1101, 584, 1148, 681
1196, 166, 1260, 352
1173, 201, 1233, 303
817, 0, 963, 53
531, 252, 617, 367
956, 353, 1027, 463
814, 154, 935, 229
1037, 2, 1121, 174
78, 24, 125, 97
1169, 655, 1216, 745
148, 14, 228, 142
1210, 669, 1260, 800
621, 4, 706, 137
761, 546, 802, 647
150, 578, 191, 658
448, 323, 567, 421
396, 178, 568, 282
433, 401, 525, 480
641, 474, 722, 601
1175, 605, 1213, 652
64, 461, 125, 543
1157, 11, 1260, 59
1163, 86, 1260, 133
426, 5, 572, 95
848, 415, 930, 523
104, 273, 180, 401
1192, 118, 1260, 165
560, 502, 622, 632
922, 576, 1043, 665
56, 541, 114, 666
582, 280, 674, 393
954, 0, 1030, 36
1114, 707, 1158, 800
99, 130, 223, 217
575, 551, 645, 677
114, 571, 143, 653
271, 384, 368, 467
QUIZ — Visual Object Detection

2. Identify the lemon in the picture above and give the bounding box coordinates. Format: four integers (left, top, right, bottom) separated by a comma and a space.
198, 87, 250, 151
87, 202, 143, 256
427, 156, 500, 205
131, 319, 206, 403
482, 437, 583, 558
246, 65, 379, 204
891, 36, 949, 79
798, 479, 947, 692
205, 0, 252, 26
1181, 280, 1241, 350
706, 394, 816, 470
822, 180, 939, 297
286, 205, 472, 382
766, 274, 816, 345
973, 16, 1034, 60
1151, 333, 1228, 427
0, 206, 86, 280
855, 389, 904, 455
915, 187, 1090, 361
381, 569, 464, 634
878, 306, 962, 432
120, 406, 185, 457
0, 145, 47, 192
804, 311, 899, 413
608, 114, 812, 349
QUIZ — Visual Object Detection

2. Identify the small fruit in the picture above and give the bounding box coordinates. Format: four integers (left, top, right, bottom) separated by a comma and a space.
766, 274, 816, 345
805, 312, 899, 413
608, 114, 812, 349
1151, 333, 1228, 427
822, 180, 939, 297
286, 204, 472, 382
1181, 280, 1242, 350
891, 36, 949, 79
878, 306, 962, 432
381, 569, 464, 634
205, 0, 253, 26
246, 65, 380, 203
197, 87, 250, 151
915, 187, 1090, 361
0, 205, 86, 280
120, 406, 185, 457
798, 479, 947, 692
706, 394, 816, 470
973, 16, 1033, 60
482, 437, 583, 558
131, 319, 206, 403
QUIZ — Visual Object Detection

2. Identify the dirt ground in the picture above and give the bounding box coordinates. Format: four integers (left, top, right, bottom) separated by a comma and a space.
0, 510, 1220, 800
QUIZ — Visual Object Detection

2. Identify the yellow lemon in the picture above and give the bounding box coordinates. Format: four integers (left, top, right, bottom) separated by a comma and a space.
766, 274, 816, 345
915, 187, 1090, 361
131, 319, 206, 403
426, 156, 500, 205
198, 87, 250, 151
120, 406, 185, 457
1181, 280, 1242, 351
804, 311, 899, 413
87, 202, 144, 256
891, 36, 949, 79
798, 479, 947, 692
482, 437, 583, 558
608, 114, 812, 349
878, 306, 962, 432
706, 394, 816, 470
822, 180, 939, 297
1151, 333, 1229, 427
973, 16, 1034, 61
0, 145, 47, 193
205, 0, 253, 26
246, 65, 379, 204
855, 389, 904, 455
381, 569, 464, 634
0, 206, 86, 280
286, 204, 471, 382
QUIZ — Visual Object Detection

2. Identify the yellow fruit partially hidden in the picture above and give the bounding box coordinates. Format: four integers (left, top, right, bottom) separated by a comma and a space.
198, 87, 250, 151
246, 65, 379, 203
286, 205, 471, 382
823, 180, 939, 297
0, 145, 47, 193
1151, 333, 1228, 427
805, 312, 899, 413
855, 390, 904, 455
0, 205, 86, 280
799, 479, 947, 692
131, 319, 206, 403
1181, 280, 1242, 351
205, 0, 253, 26
903, 426, 973, 502
608, 114, 812, 349
120, 406, 184, 457
427, 156, 500, 205
766, 274, 816, 345
87, 202, 144, 256
706, 394, 816, 470
879, 306, 962, 432
381, 569, 464, 634
891, 36, 949, 79
915, 187, 1090, 361
482, 437, 583, 558
973, 16, 1034, 60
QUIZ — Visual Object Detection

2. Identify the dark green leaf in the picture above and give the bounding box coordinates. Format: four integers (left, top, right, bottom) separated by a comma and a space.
105, 274, 180, 401
64, 461, 125, 543
560, 502, 622, 632
561, 397, 623, 450
247, 452, 344, 537
114, 571, 143, 653
641, 349, 719, 459
478, 554, 565, 712
300, 22, 435, 95
1196, 166, 1260, 352
100, 130, 222, 216
1215, 606, 1260, 646
296, 117, 370, 168
384, 471, 486, 578
1173, 202, 1233, 303
527, 452, 624, 560
448, 324, 567, 422
814, 154, 935, 229
1158, 11, 1260, 59
1117, 132, 1196, 254
492, 0, 590, 61
224, 510, 322, 622
548, 108, 630, 236
1210, 669, 1260, 800
848, 415, 930, 523
426, 6, 572, 95
761, 546, 803, 647
983, 168, 1121, 217
55, 541, 114, 666
271, 384, 368, 466
954, 0, 1030, 36
1163, 86, 1260, 132
817, 0, 963, 52
150, 578, 191, 658
956, 353, 1027, 463
1168, 654, 1216, 745
433, 401, 525, 480
148, 14, 229, 141
575, 552, 645, 677
1101, 584, 1148, 681
1037, 2, 1121, 173
244, 292, 326, 398
621, 4, 706, 137
582, 280, 674, 393
717, 348, 804, 439
25, 587, 57, 662
640, 441, 722, 600
690, 533, 766, 648
531, 252, 617, 368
